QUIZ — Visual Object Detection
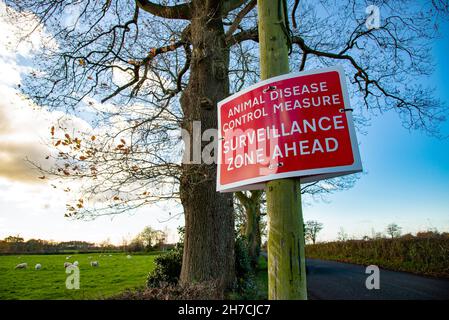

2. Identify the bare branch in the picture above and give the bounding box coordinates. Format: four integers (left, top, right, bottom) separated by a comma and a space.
221, 0, 250, 15
225, 0, 256, 43
136, 0, 192, 20
291, 0, 300, 29
227, 27, 258, 46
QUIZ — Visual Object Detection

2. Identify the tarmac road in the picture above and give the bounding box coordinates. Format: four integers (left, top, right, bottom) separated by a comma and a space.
306, 258, 449, 300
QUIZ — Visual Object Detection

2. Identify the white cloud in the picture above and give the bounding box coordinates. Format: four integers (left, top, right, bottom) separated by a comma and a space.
0, 3, 89, 183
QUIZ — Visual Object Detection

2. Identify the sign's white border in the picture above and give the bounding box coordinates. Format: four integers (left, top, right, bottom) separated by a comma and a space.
217, 66, 363, 192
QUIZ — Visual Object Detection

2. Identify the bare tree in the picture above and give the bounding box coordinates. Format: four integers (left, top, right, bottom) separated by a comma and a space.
386, 223, 402, 238
305, 220, 324, 244
337, 227, 349, 242
5, 0, 254, 290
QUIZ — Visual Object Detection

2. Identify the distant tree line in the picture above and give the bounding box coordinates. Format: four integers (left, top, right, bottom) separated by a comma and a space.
0, 226, 173, 254
0, 236, 99, 254
301, 221, 448, 245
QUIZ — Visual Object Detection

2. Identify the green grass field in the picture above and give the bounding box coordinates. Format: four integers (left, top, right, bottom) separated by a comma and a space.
0, 253, 156, 300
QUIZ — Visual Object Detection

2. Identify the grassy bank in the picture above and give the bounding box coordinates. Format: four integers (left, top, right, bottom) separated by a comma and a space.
306, 237, 449, 278
0, 253, 156, 299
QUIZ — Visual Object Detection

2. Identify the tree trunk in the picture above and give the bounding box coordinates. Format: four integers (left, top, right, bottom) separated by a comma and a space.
179, 0, 234, 290
236, 191, 262, 268
245, 199, 261, 268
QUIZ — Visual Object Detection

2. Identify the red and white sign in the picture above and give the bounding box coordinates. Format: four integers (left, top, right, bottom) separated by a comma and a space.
217, 66, 362, 192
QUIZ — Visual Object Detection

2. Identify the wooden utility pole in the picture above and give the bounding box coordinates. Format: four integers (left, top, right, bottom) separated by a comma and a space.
257, 0, 307, 300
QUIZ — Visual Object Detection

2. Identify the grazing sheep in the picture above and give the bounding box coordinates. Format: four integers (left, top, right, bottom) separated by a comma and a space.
64, 262, 73, 268
15, 263, 27, 269
66, 256, 71, 260
35, 264, 42, 270
90, 261, 99, 267
109, 254, 112, 257
73, 261, 79, 267
126, 255, 132, 259
88, 256, 93, 259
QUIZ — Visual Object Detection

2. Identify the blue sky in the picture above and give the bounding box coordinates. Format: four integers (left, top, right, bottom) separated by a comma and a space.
0, 2, 448, 244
